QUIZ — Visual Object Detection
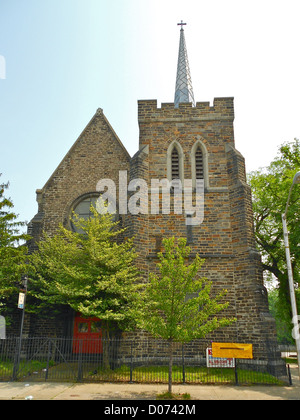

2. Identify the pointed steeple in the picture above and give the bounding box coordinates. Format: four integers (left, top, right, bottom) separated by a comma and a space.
174, 21, 195, 108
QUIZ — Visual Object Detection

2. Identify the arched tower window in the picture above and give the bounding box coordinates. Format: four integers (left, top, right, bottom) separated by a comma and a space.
191, 138, 209, 189
195, 146, 204, 180
167, 140, 184, 183
171, 147, 180, 180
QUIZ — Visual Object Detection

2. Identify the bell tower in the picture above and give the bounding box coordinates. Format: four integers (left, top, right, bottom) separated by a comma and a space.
131, 22, 278, 357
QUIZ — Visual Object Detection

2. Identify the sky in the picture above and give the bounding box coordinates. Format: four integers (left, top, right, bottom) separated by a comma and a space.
0, 0, 300, 229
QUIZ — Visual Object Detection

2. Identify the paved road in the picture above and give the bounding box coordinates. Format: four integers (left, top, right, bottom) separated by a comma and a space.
0, 365, 299, 400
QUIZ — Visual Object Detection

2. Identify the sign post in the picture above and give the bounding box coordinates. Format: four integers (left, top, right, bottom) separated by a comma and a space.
13, 276, 28, 380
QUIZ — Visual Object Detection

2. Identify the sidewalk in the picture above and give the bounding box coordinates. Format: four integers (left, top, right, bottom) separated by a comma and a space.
0, 365, 299, 400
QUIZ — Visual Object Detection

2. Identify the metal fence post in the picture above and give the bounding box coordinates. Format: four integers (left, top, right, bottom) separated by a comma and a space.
234, 359, 239, 386
182, 343, 186, 384
45, 339, 52, 381
77, 340, 83, 382
129, 340, 133, 383
287, 364, 293, 386
12, 337, 21, 381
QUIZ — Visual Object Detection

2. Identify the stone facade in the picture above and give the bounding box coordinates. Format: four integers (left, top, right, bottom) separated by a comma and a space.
127, 98, 277, 357
29, 108, 131, 244
20, 97, 277, 357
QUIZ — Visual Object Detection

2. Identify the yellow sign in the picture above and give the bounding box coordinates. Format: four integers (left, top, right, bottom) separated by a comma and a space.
212, 342, 253, 359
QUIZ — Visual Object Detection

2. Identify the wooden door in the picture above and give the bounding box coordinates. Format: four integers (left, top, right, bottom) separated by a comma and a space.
72, 313, 103, 354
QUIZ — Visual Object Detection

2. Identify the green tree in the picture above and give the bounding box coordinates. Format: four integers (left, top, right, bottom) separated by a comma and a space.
268, 288, 294, 344
0, 175, 30, 314
28, 206, 142, 343
248, 139, 300, 329
140, 237, 235, 393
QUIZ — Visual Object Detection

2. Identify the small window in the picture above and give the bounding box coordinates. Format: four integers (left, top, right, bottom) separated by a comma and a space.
155, 235, 162, 252
91, 321, 102, 333
78, 322, 89, 333
186, 214, 193, 244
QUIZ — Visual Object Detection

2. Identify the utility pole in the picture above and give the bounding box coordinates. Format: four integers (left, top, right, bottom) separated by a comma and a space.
13, 275, 28, 380
282, 171, 300, 379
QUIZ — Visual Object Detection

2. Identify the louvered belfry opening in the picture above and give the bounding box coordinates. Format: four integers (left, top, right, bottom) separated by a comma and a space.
195, 147, 204, 180
171, 147, 180, 180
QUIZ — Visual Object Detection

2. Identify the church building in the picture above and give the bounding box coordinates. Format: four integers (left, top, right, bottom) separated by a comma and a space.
26, 23, 277, 356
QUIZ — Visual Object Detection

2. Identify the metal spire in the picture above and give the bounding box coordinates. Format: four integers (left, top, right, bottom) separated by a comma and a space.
174, 21, 195, 108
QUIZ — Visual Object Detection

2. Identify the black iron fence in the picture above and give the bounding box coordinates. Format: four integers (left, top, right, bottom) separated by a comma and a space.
0, 337, 292, 386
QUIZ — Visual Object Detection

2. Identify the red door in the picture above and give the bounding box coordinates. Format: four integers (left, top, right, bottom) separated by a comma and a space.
72, 313, 103, 354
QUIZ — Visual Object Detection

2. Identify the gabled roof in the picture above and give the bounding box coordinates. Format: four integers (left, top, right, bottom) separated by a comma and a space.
39, 108, 131, 193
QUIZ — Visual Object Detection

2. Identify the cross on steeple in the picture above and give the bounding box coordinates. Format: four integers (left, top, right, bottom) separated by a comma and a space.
177, 20, 187, 30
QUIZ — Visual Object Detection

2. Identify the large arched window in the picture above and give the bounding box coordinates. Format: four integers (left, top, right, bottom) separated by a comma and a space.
69, 192, 118, 234
70, 194, 100, 233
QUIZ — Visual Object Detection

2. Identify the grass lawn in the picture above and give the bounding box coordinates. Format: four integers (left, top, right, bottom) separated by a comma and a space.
84, 364, 283, 385
0, 359, 53, 381
0, 360, 284, 385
